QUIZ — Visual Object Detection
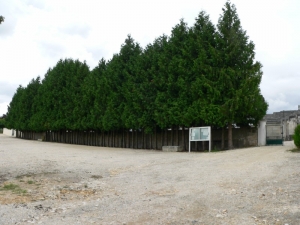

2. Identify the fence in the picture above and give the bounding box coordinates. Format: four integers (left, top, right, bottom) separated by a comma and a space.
15, 126, 258, 151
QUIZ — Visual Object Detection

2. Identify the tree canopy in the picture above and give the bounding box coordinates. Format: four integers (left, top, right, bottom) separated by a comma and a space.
5, 1, 268, 149
215, 1, 268, 148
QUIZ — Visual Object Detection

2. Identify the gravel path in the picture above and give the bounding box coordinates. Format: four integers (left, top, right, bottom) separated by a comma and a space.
0, 134, 299, 225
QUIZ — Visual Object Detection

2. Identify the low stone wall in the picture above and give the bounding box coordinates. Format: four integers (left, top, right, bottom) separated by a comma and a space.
162, 146, 183, 152
211, 127, 258, 150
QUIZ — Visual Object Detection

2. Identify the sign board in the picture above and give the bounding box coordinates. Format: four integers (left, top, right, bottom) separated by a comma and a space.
189, 126, 211, 152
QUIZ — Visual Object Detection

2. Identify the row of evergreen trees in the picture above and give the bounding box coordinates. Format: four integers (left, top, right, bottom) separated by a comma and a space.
5, 2, 268, 149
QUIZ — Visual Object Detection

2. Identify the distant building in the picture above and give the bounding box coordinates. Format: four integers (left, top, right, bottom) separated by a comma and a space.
263, 105, 300, 141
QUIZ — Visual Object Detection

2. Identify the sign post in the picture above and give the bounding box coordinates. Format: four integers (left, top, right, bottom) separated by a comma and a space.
189, 126, 211, 153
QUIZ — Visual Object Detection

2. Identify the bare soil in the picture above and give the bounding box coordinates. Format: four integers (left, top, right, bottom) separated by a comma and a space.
0, 134, 299, 225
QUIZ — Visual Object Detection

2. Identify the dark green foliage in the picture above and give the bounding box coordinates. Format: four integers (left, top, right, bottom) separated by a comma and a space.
81, 58, 107, 130
6, 2, 268, 144
6, 86, 26, 130
216, 1, 268, 148
0, 16, 4, 24
188, 11, 221, 127
109, 35, 142, 131
294, 125, 300, 148
0, 118, 5, 129
27, 59, 89, 131
154, 20, 191, 128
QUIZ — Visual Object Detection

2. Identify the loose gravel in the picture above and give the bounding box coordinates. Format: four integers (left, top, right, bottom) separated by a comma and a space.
0, 134, 299, 225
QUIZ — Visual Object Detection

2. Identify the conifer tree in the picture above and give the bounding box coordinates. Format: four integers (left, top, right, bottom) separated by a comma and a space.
82, 58, 107, 130
216, 1, 268, 149
188, 11, 221, 127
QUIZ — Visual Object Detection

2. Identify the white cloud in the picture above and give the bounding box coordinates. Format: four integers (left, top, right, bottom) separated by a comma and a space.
0, 102, 9, 116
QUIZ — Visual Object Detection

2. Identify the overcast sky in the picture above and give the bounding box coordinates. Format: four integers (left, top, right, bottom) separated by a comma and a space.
0, 0, 299, 116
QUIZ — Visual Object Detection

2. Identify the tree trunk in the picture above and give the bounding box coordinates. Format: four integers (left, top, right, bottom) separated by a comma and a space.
177, 126, 179, 146
221, 127, 225, 150
131, 130, 134, 149
126, 130, 129, 148
161, 129, 163, 150
113, 130, 115, 147
136, 130, 138, 149
165, 129, 168, 146
171, 126, 173, 146
228, 123, 233, 149
150, 133, 152, 149
155, 126, 157, 150
182, 126, 185, 151
142, 129, 144, 149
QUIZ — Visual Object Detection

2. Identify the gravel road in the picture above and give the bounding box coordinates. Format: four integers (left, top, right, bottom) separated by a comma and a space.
0, 134, 299, 225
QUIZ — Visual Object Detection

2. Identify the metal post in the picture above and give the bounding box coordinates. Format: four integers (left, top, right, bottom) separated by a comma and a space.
189, 128, 191, 153
209, 126, 211, 152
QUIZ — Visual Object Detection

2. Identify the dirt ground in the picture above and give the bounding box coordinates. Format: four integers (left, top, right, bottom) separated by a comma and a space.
0, 134, 299, 225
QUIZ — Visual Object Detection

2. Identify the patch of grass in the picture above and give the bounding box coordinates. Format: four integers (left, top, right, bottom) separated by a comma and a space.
27, 180, 34, 184
0, 183, 27, 195
1, 183, 19, 191
288, 148, 300, 153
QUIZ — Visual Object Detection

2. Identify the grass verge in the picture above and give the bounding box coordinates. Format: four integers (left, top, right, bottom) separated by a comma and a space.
288, 148, 300, 153
0, 183, 27, 195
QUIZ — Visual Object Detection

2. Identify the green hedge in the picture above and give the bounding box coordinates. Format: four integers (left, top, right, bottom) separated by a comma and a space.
294, 125, 300, 148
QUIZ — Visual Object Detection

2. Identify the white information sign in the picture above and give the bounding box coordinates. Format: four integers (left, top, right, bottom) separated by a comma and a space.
189, 126, 211, 152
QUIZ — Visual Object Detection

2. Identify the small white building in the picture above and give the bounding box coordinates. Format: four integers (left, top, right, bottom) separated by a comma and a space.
3, 128, 16, 137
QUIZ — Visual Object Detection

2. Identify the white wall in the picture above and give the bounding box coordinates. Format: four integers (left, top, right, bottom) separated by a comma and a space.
288, 118, 298, 136
3, 128, 16, 137
258, 120, 266, 146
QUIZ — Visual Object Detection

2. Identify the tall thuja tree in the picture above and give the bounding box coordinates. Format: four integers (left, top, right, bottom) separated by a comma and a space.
119, 35, 143, 130
6, 78, 40, 131
36, 59, 90, 131
153, 20, 195, 129
37, 64, 66, 131
188, 11, 221, 127
150, 35, 172, 129
132, 36, 168, 133
67, 60, 90, 130
102, 55, 121, 131
123, 36, 172, 133
5, 86, 25, 130
216, 1, 268, 149
81, 58, 107, 130
162, 19, 194, 128
8, 82, 39, 131
21, 77, 41, 131
103, 35, 142, 131
30, 68, 54, 131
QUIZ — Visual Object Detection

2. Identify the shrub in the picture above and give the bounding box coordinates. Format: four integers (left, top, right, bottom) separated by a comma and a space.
294, 125, 300, 148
